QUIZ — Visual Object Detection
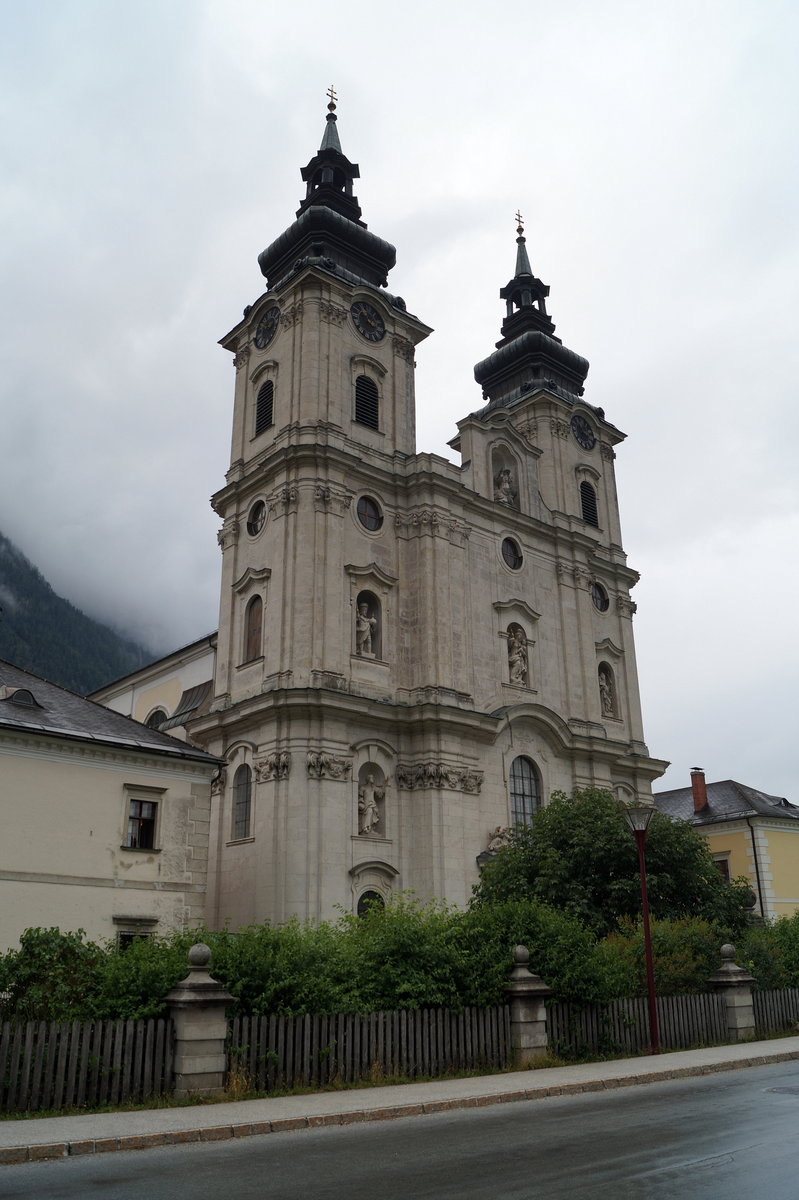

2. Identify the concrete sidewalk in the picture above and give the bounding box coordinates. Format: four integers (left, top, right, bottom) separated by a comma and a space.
3, 1036, 799, 1166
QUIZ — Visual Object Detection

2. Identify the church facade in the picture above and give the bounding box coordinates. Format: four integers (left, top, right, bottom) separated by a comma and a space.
95, 100, 666, 927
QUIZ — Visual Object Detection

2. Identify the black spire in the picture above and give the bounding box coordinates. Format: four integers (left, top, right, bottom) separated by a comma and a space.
258, 89, 396, 291
474, 214, 589, 406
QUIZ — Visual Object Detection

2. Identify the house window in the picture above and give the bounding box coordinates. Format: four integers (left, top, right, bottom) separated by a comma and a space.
509, 756, 540, 826
714, 857, 731, 882
255, 380, 274, 436
355, 375, 379, 430
244, 595, 263, 662
233, 764, 252, 840
126, 799, 157, 849
580, 481, 599, 527
501, 537, 523, 570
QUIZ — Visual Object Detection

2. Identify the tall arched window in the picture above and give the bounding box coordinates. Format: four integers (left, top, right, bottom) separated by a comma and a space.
244, 595, 263, 663
232, 764, 252, 840
509, 756, 540, 826
255, 380, 274, 436
355, 375, 379, 430
580, 480, 599, 527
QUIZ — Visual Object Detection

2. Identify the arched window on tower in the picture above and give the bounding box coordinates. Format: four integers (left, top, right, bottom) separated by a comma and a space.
509, 756, 540, 826
355, 375, 379, 430
232, 764, 252, 840
580, 480, 599, 527
243, 595, 263, 663
145, 708, 167, 731
255, 380, 274, 436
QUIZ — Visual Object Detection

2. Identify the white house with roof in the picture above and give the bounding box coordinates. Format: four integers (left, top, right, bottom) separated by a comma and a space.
0, 658, 221, 951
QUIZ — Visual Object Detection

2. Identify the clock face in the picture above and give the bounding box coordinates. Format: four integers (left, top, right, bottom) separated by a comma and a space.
253, 307, 280, 349
351, 301, 385, 342
571, 413, 596, 450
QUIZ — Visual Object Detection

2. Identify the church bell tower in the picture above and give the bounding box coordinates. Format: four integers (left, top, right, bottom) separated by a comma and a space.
191, 101, 665, 929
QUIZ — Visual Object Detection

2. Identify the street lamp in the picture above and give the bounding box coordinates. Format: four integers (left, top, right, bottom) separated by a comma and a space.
619, 800, 660, 1055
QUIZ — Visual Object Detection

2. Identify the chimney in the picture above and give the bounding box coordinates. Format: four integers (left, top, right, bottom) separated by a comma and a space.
690, 767, 708, 813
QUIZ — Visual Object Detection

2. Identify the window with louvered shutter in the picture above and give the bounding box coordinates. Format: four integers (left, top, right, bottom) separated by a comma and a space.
355, 375, 379, 430
244, 595, 263, 662
255, 380, 274, 436
580, 480, 599, 526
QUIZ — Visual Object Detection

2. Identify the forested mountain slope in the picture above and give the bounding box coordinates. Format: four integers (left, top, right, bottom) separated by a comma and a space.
0, 532, 152, 694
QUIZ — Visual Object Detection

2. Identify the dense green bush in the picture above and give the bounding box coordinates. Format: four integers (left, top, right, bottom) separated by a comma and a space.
602, 918, 725, 996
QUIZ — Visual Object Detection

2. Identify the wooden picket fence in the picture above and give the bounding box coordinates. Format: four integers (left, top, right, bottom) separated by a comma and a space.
754, 987, 799, 1035
227, 1005, 511, 1092
0, 1018, 173, 1113
548, 992, 728, 1058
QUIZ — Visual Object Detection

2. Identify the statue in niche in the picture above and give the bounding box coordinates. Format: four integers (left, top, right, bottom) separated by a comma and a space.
355, 601, 377, 656
599, 667, 615, 716
507, 626, 528, 686
358, 773, 384, 836
493, 467, 517, 507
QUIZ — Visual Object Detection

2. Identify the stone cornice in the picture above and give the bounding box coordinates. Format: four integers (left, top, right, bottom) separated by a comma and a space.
0, 867, 206, 894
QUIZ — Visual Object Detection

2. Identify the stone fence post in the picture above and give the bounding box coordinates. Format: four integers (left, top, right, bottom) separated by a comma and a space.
505, 944, 552, 1066
165, 943, 234, 1098
707, 943, 756, 1043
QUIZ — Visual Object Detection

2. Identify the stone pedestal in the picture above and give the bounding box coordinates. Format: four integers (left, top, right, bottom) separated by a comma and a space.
166, 943, 234, 1098
505, 944, 552, 1066
708, 943, 756, 1043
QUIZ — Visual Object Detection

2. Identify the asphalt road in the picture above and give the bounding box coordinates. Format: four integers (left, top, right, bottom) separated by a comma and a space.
3, 1060, 799, 1199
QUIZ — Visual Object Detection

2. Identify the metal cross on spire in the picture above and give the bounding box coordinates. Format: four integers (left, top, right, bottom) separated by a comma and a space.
326, 84, 338, 111
515, 210, 525, 236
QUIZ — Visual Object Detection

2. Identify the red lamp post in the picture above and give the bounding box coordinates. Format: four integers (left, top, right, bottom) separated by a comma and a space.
620, 800, 660, 1055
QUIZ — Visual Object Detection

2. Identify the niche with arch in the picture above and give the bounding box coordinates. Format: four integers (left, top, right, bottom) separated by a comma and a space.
598, 661, 618, 718
506, 623, 530, 686
243, 595, 263, 664
490, 444, 520, 510
355, 590, 381, 659
357, 763, 386, 838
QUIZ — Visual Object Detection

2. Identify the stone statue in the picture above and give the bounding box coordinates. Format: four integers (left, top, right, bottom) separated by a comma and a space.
355, 601, 377, 656
508, 627, 528, 685
493, 467, 517, 507
599, 667, 615, 716
487, 826, 511, 853
358, 774, 383, 835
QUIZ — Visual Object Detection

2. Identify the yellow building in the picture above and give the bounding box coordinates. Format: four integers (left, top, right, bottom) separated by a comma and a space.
655, 768, 799, 920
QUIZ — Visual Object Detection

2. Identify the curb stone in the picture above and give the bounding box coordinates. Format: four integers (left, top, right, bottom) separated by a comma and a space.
2, 1047, 799, 1166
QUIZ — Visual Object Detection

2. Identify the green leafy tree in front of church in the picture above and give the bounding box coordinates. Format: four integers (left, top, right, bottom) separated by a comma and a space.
471, 787, 753, 938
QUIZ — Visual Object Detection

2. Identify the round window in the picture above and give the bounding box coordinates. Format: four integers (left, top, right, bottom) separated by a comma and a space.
501, 537, 523, 570
357, 496, 383, 532
246, 500, 266, 537
591, 582, 610, 612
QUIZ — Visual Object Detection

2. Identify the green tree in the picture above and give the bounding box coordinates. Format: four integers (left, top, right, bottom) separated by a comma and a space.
472, 788, 752, 938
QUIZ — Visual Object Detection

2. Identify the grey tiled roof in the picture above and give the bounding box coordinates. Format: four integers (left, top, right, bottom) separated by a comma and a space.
654, 778, 799, 826
0, 659, 220, 766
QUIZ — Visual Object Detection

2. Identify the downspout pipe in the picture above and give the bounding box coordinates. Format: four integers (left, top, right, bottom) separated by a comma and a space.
745, 816, 765, 919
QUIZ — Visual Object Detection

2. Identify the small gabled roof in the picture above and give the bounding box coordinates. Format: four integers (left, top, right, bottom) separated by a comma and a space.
0, 658, 220, 767
655, 778, 799, 826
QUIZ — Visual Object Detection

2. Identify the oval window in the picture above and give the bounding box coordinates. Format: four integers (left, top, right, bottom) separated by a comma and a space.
357, 496, 383, 532
246, 500, 266, 537
501, 537, 523, 570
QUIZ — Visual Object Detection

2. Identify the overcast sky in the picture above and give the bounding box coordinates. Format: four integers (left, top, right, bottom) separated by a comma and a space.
2, 0, 797, 799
